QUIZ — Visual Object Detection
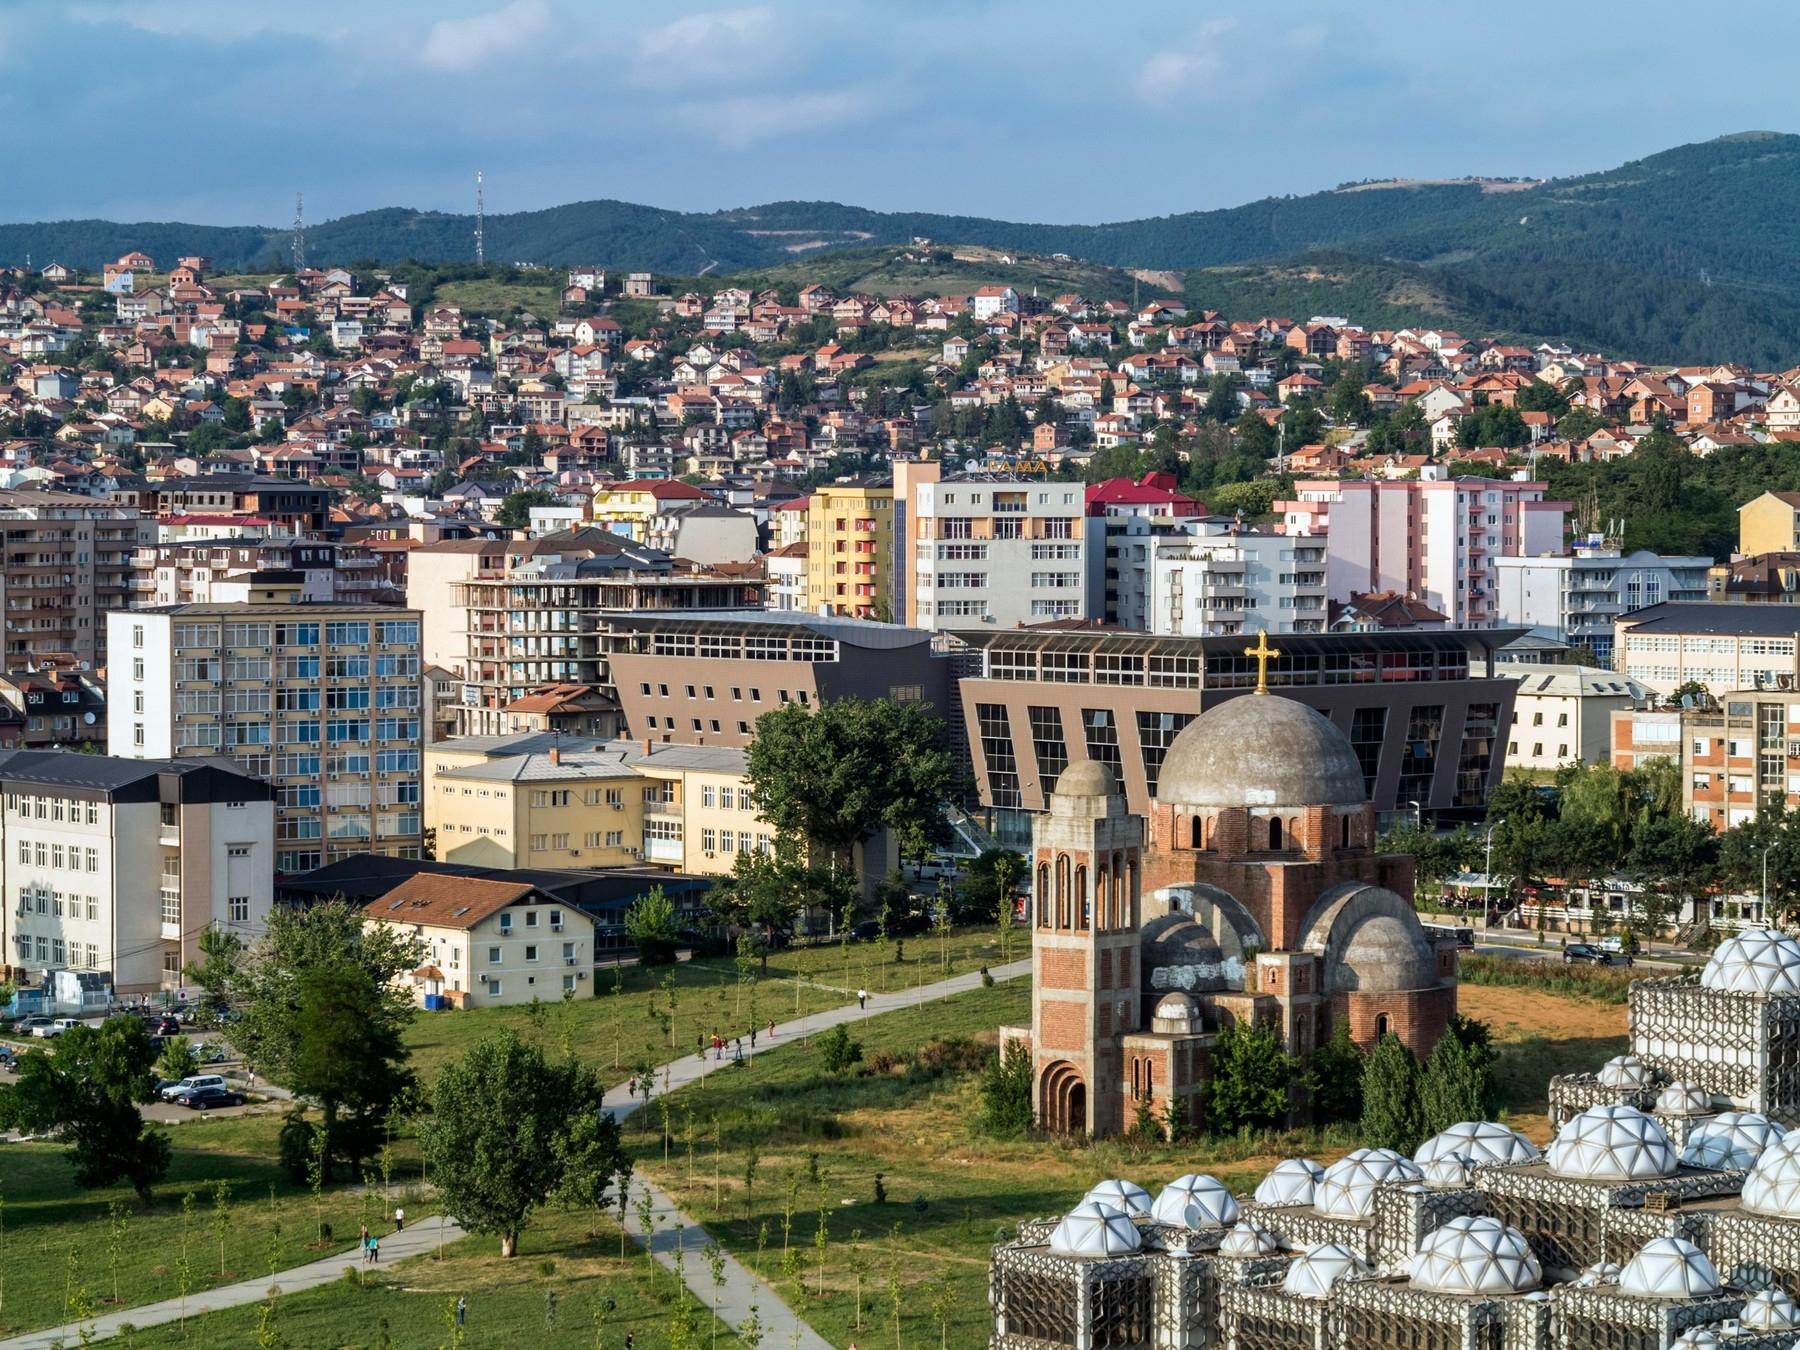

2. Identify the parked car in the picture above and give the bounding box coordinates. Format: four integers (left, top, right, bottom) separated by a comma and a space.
0, 1045, 17, 1070
37, 1018, 80, 1038
17, 1016, 53, 1037
850, 920, 882, 942
160, 1074, 226, 1101
192, 1042, 230, 1065
141, 1014, 181, 1037
179, 1085, 246, 1111
1563, 943, 1613, 966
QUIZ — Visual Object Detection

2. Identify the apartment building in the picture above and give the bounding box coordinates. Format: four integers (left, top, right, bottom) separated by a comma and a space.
1144, 522, 1328, 636
894, 463, 1094, 629
1738, 491, 1800, 555
955, 624, 1521, 841
1502, 662, 1651, 773
0, 752, 274, 993
1492, 541, 1710, 663
128, 474, 333, 532
138, 535, 400, 606
1613, 603, 1800, 699
406, 530, 762, 735
1279, 474, 1567, 627
804, 476, 893, 619
606, 610, 954, 751
0, 489, 153, 671
424, 732, 772, 877
1076, 472, 1207, 628
1612, 689, 1800, 831
361, 872, 596, 1009
106, 598, 424, 874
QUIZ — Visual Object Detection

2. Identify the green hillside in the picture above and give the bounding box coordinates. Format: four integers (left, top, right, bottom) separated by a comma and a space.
5, 133, 1799, 363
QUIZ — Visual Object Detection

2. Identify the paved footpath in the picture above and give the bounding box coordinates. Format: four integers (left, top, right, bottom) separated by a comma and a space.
0, 1215, 465, 1350
4, 957, 1030, 1349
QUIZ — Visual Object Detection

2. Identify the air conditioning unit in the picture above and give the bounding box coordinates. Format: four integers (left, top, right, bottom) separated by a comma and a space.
565, 957, 578, 966
577, 970, 587, 980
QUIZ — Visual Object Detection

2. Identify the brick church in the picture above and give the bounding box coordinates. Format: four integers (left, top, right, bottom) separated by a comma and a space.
1003, 652, 1460, 1137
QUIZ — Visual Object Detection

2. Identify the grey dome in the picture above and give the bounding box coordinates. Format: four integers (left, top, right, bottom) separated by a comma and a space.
1155, 695, 1367, 809
1332, 911, 1439, 995
1054, 759, 1118, 800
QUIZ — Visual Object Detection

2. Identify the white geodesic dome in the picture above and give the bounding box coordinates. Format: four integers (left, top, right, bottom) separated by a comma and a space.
1740, 1131, 1800, 1217
1700, 927, 1800, 995
1616, 1237, 1720, 1299
1738, 1287, 1800, 1332
1149, 1174, 1238, 1229
1597, 1054, 1656, 1091
1655, 1081, 1714, 1116
1048, 1202, 1142, 1257
1314, 1148, 1424, 1220
1546, 1104, 1677, 1181
1218, 1222, 1280, 1258
1281, 1243, 1370, 1300
1420, 1155, 1474, 1189
1573, 1261, 1621, 1288
1407, 1216, 1542, 1295
1252, 1158, 1325, 1208
1679, 1111, 1785, 1170
1415, 1121, 1540, 1168
1082, 1179, 1153, 1218
1668, 1331, 1718, 1350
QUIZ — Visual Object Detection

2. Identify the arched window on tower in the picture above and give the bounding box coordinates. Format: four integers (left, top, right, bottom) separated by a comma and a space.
1375, 1013, 1390, 1039
1267, 816, 1282, 850
1076, 865, 1089, 931
1340, 814, 1352, 849
1190, 815, 1203, 850
1055, 855, 1070, 930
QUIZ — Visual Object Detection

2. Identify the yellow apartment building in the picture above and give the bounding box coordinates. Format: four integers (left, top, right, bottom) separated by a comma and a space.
804, 476, 894, 619
1740, 491, 1800, 556
424, 732, 770, 877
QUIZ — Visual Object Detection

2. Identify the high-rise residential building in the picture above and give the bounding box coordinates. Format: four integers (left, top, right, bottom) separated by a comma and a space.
106, 597, 425, 874
1142, 523, 1329, 636
804, 476, 894, 619
1614, 687, 1800, 843
0, 489, 153, 671
1080, 472, 1207, 628
407, 530, 764, 737
0, 752, 274, 994
1279, 474, 1568, 628
1492, 541, 1710, 663
894, 462, 1095, 629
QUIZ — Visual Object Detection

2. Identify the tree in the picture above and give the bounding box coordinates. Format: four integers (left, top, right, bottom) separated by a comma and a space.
1360, 1033, 1425, 1154
818, 1024, 863, 1076
979, 1040, 1035, 1137
1306, 1022, 1364, 1126
0, 1017, 171, 1203
746, 696, 957, 872
157, 1038, 199, 1083
707, 842, 814, 955
182, 925, 243, 1015
1627, 812, 1718, 935
1418, 1017, 1497, 1135
1207, 1020, 1294, 1134
624, 886, 681, 965
287, 966, 414, 1184
424, 1031, 620, 1257
494, 488, 555, 530
956, 848, 1026, 927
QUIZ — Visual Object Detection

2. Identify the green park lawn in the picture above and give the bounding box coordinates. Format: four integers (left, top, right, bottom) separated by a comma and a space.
0, 1114, 429, 1339
401, 926, 1015, 1085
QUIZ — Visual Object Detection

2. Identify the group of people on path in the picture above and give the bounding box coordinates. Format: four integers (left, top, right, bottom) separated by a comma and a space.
359, 1208, 406, 1263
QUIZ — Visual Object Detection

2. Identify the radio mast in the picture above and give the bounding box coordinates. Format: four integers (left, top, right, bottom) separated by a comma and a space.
291, 193, 305, 272
474, 171, 485, 265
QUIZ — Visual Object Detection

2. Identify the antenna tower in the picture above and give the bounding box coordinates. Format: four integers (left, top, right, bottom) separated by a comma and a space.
474, 170, 485, 266
291, 193, 305, 272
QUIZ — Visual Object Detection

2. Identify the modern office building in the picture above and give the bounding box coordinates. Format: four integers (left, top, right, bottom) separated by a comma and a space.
0, 489, 153, 672
1502, 662, 1652, 772
1280, 474, 1568, 628
607, 610, 955, 751
106, 597, 425, 874
0, 752, 274, 993
1613, 603, 1800, 699
804, 476, 894, 619
1493, 542, 1709, 663
951, 623, 1522, 841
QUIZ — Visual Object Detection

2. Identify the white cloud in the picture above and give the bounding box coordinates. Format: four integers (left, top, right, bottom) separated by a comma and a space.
421, 0, 549, 72
639, 7, 773, 61
671, 87, 874, 149
1138, 19, 1235, 106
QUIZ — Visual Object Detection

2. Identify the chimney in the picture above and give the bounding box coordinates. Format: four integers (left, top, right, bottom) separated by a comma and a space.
548, 731, 561, 766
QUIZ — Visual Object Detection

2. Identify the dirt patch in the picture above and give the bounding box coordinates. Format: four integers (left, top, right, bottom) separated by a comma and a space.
1130, 268, 1183, 293
1461, 983, 1627, 1142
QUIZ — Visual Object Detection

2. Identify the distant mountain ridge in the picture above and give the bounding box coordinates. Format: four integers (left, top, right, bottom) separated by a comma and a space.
5, 132, 1799, 365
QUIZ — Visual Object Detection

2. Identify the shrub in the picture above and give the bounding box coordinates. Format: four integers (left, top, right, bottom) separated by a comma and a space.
1361, 1033, 1425, 1154
979, 1040, 1035, 1137
819, 1024, 864, 1076
1458, 953, 1634, 1004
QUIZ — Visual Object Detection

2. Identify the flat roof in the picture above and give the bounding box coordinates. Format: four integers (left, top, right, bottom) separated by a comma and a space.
605, 608, 934, 651
1619, 602, 1800, 637
950, 625, 1525, 657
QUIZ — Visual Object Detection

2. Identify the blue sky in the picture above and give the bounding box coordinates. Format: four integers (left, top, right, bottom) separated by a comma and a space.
6, 1, 1800, 225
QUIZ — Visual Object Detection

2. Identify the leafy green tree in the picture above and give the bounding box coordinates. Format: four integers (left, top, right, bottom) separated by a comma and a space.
157, 1038, 199, 1083
746, 696, 956, 873
954, 848, 1027, 925
1360, 1033, 1425, 1154
1626, 812, 1719, 934
979, 1040, 1035, 1137
424, 1030, 622, 1257
624, 885, 681, 965
1306, 1021, 1364, 1126
183, 925, 243, 1015
1207, 1019, 1294, 1134
494, 488, 555, 529
818, 1024, 863, 1076
0, 1017, 170, 1203
1418, 1017, 1497, 1135
287, 966, 414, 1183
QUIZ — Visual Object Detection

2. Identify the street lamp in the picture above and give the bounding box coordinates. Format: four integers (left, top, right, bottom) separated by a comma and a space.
1484, 817, 1503, 931
1763, 843, 1775, 924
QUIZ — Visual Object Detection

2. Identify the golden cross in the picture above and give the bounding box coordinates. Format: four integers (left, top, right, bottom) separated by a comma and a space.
1244, 629, 1281, 694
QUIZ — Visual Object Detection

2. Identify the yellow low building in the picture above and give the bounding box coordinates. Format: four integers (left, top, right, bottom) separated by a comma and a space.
1740, 490, 1800, 555
425, 732, 771, 876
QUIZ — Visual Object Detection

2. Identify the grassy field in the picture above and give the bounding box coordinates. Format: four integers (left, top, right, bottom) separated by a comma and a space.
433, 277, 560, 317
1458, 981, 1627, 1142
402, 926, 1015, 1084
0, 1114, 430, 1338
127, 1208, 730, 1349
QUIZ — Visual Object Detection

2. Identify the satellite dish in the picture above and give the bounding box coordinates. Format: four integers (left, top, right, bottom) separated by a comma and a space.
83, 712, 96, 725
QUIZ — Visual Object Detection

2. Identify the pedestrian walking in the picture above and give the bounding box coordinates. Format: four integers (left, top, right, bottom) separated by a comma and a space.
749, 1024, 757, 1047
394, 1205, 405, 1233
369, 1235, 380, 1263
768, 1018, 776, 1039
360, 1222, 370, 1248
456, 1297, 467, 1327
857, 987, 867, 1010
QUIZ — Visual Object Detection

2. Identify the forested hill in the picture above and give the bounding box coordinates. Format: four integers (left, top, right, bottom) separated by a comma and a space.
6, 133, 1800, 364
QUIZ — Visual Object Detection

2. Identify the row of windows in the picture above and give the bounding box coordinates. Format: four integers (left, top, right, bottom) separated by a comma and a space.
15, 841, 101, 873
5, 794, 101, 825
11, 934, 101, 968
163, 620, 420, 649
699, 829, 772, 855
640, 681, 809, 707
16, 887, 99, 919
646, 634, 838, 662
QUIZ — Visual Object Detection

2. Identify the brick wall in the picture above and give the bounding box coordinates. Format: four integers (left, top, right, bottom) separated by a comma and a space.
1038, 997, 1089, 1053
1038, 948, 1088, 990
1333, 985, 1456, 1057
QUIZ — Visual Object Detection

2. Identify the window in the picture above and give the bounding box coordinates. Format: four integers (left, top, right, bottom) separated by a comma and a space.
487, 946, 501, 964
85, 847, 98, 873
488, 980, 502, 997
701, 828, 717, 852
526, 910, 539, 928
524, 945, 539, 962
229, 896, 250, 923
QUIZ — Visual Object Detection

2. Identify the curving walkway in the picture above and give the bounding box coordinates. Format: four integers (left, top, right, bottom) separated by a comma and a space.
2, 957, 1030, 1349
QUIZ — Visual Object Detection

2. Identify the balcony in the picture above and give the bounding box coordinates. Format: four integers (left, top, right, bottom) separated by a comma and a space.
644, 836, 684, 864
159, 823, 180, 846
160, 920, 181, 941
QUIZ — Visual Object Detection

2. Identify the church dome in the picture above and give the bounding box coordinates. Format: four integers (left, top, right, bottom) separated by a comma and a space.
1151, 992, 1203, 1035
1140, 912, 1233, 994
1150, 1174, 1238, 1229
1679, 1111, 1784, 1170
1281, 1243, 1370, 1300
1408, 1216, 1542, 1296
1048, 1202, 1141, 1257
1616, 1237, 1719, 1299
1700, 928, 1800, 995
1332, 911, 1439, 995
1154, 695, 1367, 809
1415, 1121, 1540, 1168
1054, 759, 1118, 801
1546, 1105, 1677, 1181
